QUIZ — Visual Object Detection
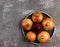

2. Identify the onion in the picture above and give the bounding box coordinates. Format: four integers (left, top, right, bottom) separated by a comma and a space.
26, 31, 36, 42
37, 31, 50, 44
21, 18, 33, 30
32, 11, 43, 23
42, 18, 54, 30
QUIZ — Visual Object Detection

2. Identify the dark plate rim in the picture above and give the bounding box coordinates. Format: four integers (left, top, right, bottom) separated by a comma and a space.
21, 11, 55, 44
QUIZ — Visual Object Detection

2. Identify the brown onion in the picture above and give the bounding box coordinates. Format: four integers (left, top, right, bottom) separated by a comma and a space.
42, 18, 54, 30
26, 31, 36, 42
21, 18, 33, 30
32, 11, 43, 23
37, 31, 50, 44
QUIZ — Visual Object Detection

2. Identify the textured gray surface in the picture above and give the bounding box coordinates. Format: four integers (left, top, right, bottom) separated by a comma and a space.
0, 0, 60, 47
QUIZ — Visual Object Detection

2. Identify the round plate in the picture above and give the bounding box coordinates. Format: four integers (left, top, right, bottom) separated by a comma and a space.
21, 11, 54, 44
